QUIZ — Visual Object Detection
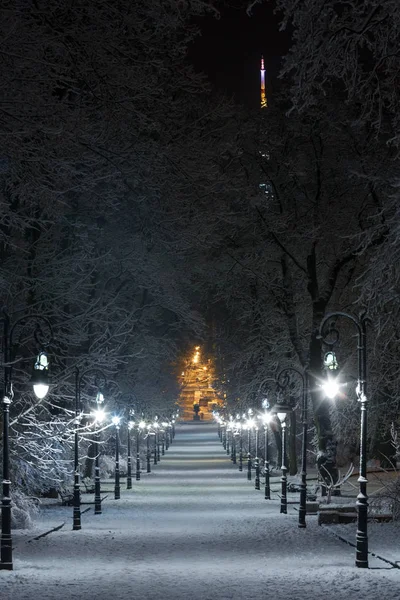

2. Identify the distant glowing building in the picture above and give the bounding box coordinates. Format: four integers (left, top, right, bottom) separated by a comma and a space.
179, 346, 221, 421
260, 55, 267, 109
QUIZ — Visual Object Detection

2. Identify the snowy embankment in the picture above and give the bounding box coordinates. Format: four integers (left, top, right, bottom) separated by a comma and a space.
2, 423, 400, 600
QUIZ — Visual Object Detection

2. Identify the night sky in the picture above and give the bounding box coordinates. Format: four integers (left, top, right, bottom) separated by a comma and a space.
189, 1, 290, 106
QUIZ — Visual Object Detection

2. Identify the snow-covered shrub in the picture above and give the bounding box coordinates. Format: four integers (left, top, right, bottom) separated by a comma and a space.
10, 490, 39, 529
99, 454, 115, 478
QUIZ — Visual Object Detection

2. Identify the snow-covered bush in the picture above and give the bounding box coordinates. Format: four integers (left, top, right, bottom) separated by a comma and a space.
99, 455, 115, 479
10, 490, 39, 529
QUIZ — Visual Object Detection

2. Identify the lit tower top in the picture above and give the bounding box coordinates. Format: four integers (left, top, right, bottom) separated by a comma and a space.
260, 55, 267, 109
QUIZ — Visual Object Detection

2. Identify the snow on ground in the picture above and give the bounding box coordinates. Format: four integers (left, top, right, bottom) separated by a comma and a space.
2, 423, 400, 600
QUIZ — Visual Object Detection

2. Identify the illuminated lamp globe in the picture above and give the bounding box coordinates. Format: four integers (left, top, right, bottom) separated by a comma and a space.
31, 351, 50, 399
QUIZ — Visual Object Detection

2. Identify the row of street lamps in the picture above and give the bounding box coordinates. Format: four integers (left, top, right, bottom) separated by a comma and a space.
215, 310, 370, 569
0, 308, 179, 570
72, 405, 176, 532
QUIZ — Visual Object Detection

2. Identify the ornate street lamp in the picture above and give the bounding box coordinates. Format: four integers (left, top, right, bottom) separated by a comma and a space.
238, 418, 244, 472
254, 423, 260, 490
171, 414, 176, 439
261, 400, 272, 500
161, 422, 168, 455
246, 411, 255, 482
319, 312, 370, 568
146, 425, 152, 473
73, 368, 107, 530
136, 420, 146, 480
126, 418, 134, 489
226, 417, 231, 456
92, 394, 106, 515
231, 416, 239, 465
153, 420, 159, 465
1, 312, 53, 570
112, 416, 121, 500
271, 396, 293, 515
276, 367, 309, 527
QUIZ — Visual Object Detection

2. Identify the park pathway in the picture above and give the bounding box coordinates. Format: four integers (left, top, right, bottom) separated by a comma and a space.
3, 422, 400, 600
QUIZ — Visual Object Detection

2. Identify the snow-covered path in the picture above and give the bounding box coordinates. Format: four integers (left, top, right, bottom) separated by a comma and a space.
3, 423, 400, 599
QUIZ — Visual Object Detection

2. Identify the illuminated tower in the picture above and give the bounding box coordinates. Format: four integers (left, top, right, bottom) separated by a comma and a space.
260, 55, 267, 109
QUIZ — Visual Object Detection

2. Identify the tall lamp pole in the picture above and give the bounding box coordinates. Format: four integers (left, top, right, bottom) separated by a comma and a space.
93, 393, 106, 515
153, 421, 159, 465
1, 312, 53, 570
161, 423, 167, 455
146, 426, 152, 473
254, 425, 260, 490
74, 368, 106, 530
238, 421, 243, 472
136, 420, 146, 480
112, 416, 121, 500
261, 401, 272, 500
320, 312, 370, 568
272, 393, 293, 515
278, 411, 288, 514
276, 367, 309, 527
126, 420, 133, 489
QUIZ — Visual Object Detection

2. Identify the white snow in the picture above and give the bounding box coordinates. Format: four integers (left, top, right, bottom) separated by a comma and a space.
2, 423, 400, 599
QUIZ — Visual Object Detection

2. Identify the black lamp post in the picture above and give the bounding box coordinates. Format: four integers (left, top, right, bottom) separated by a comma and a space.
246, 414, 254, 482
272, 395, 293, 515
222, 422, 227, 450
261, 400, 271, 500
254, 425, 260, 490
231, 419, 237, 465
320, 311, 370, 568
93, 393, 106, 515
157, 426, 161, 461
238, 421, 243, 472
146, 426, 152, 473
1, 311, 53, 570
161, 425, 166, 456
74, 368, 107, 530
153, 421, 158, 465
126, 419, 134, 489
136, 420, 146, 480
112, 416, 121, 500
276, 367, 309, 527
171, 416, 176, 439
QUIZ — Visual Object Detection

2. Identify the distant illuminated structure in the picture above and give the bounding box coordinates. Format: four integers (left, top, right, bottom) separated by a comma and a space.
260, 55, 267, 109
179, 346, 221, 421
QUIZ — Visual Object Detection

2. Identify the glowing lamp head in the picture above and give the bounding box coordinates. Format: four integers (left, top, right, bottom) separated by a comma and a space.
324, 351, 338, 371
323, 377, 340, 399
31, 352, 50, 399
94, 408, 106, 424
139, 420, 146, 429
277, 412, 287, 424
262, 412, 272, 425
112, 415, 121, 427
